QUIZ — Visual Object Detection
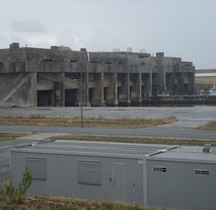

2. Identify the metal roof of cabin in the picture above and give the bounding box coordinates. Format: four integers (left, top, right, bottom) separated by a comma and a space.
11, 140, 173, 159
11, 140, 216, 162
150, 145, 216, 163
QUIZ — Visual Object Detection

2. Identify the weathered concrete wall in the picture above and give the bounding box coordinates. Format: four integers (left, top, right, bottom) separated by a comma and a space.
0, 44, 195, 107
144, 95, 216, 105
0, 73, 35, 106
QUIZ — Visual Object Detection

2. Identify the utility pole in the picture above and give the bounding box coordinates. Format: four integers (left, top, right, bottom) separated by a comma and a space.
80, 48, 90, 127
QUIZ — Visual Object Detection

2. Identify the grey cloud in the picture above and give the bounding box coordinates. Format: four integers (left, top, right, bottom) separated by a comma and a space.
10, 20, 47, 33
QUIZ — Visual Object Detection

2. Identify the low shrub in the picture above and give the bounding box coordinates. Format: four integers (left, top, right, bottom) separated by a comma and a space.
0, 167, 32, 204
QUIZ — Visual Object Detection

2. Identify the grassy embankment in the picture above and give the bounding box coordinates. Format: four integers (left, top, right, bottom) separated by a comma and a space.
0, 115, 176, 129
0, 132, 31, 141
0, 195, 176, 210
198, 121, 216, 131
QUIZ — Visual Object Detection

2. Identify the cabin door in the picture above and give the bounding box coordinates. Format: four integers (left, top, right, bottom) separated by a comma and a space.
111, 163, 126, 202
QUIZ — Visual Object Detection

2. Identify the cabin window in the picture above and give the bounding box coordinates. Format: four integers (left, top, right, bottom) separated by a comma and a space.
78, 160, 101, 185
43, 58, 53, 62
153, 166, 167, 173
70, 59, 78, 63
26, 157, 46, 180
194, 169, 209, 176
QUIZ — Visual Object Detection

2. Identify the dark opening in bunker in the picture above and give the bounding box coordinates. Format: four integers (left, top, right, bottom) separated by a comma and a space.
37, 90, 53, 106
104, 87, 109, 101
0, 62, 4, 72
65, 89, 78, 106
89, 88, 94, 103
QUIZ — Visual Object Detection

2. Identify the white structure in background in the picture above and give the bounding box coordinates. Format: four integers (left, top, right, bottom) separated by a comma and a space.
127, 47, 132, 52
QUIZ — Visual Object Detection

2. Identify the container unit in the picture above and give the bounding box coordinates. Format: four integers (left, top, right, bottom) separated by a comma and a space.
10, 140, 170, 205
146, 145, 216, 210
10, 141, 216, 210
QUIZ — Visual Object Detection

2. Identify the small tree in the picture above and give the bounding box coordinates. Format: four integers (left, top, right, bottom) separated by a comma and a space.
0, 167, 32, 203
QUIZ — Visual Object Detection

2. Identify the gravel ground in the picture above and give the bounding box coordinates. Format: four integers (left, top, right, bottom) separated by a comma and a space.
0, 105, 216, 128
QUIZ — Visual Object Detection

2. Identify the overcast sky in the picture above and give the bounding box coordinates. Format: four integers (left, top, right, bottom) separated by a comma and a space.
0, 0, 215, 69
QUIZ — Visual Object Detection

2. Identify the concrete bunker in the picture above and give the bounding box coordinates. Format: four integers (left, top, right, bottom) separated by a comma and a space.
0, 44, 195, 107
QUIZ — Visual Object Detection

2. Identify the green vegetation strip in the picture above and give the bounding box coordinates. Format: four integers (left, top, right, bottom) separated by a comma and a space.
195, 77, 216, 83
0, 195, 174, 210
51, 134, 216, 146
0, 115, 176, 129
0, 132, 31, 141
198, 121, 216, 130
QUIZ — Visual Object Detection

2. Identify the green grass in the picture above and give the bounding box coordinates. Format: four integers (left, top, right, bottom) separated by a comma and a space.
0, 115, 176, 129
0, 132, 31, 141
50, 134, 216, 146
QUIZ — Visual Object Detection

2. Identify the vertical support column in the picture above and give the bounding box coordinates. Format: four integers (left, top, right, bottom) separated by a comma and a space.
80, 48, 90, 107
149, 68, 152, 97
156, 52, 166, 93
101, 72, 104, 105
139, 72, 142, 104
114, 72, 118, 106
127, 73, 131, 105
85, 63, 90, 106
164, 71, 167, 93
31, 72, 37, 106
61, 73, 65, 106
182, 71, 185, 94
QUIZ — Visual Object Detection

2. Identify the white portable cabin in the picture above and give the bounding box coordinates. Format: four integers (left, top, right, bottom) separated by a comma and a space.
146, 145, 216, 210
10, 140, 216, 210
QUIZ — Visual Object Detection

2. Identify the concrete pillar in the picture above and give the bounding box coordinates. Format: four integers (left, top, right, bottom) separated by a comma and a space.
101, 72, 104, 105
149, 68, 152, 97
156, 52, 166, 93
182, 72, 185, 94
85, 69, 90, 106
82, 63, 90, 106
54, 74, 63, 107
127, 73, 131, 105
80, 48, 90, 106
164, 72, 167, 92
31, 72, 37, 106
114, 72, 118, 105
139, 72, 142, 103
61, 73, 65, 106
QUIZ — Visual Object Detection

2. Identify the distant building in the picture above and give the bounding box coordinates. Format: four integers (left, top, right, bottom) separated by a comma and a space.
0, 43, 195, 107
127, 47, 132, 52
195, 69, 216, 94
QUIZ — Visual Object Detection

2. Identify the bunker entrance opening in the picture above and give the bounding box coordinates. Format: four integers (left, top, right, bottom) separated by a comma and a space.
65, 89, 79, 106
37, 90, 54, 106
